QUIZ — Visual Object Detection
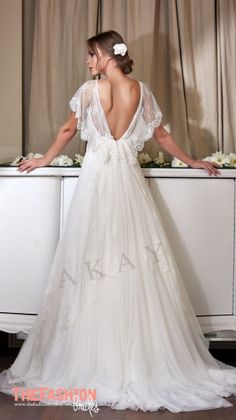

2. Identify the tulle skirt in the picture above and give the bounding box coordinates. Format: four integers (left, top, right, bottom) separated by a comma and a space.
0, 149, 236, 412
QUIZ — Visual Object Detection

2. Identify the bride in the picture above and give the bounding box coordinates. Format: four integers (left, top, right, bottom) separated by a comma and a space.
1, 29, 236, 413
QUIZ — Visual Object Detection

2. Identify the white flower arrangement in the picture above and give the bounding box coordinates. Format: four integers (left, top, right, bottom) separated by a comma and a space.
138, 151, 171, 168
228, 153, 236, 167
11, 153, 44, 166
154, 151, 165, 165
11, 155, 26, 166
6, 150, 236, 169
50, 155, 74, 166
138, 150, 236, 168
9, 153, 84, 167
137, 152, 152, 165
27, 152, 44, 159
171, 157, 188, 167
170, 151, 236, 168
202, 151, 232, 167
74, 153, 84, 166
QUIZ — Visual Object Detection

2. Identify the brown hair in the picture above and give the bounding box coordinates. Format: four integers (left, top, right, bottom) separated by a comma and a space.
87, 30, 133, 74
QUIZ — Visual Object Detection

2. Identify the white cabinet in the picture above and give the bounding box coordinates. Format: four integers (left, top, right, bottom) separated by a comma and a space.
0, 177, 61, 331
0, 168, 236, 335
149, 177, 235, 331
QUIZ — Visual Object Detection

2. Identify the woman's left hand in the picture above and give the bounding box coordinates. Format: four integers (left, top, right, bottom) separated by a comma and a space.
189, 159, 222, 176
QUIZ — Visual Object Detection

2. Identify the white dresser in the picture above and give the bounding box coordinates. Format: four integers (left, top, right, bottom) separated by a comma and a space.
0, 167, 235, 338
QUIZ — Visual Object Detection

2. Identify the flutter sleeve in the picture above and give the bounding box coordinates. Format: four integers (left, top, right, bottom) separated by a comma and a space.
141, 83, 163, 141
69, 81, 93, 140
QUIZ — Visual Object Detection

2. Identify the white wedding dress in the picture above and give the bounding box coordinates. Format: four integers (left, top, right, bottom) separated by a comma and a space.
0, 79, 236, 413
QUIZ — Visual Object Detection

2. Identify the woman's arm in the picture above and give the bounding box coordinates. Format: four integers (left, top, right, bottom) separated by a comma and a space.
17, 112, 78, 173
154, 125, 221, 176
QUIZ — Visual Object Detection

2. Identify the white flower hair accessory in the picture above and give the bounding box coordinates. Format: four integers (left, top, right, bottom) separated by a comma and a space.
113, 43, 128, 56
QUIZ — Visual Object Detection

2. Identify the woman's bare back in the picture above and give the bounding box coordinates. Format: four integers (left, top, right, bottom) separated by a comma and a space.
97, 78, 141, 141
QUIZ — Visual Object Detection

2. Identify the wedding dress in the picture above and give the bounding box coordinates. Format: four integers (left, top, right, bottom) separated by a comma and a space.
0, 79, 236, 413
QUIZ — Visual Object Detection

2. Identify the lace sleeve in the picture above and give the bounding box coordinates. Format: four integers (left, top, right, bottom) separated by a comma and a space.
141, 83, 163, 141
69, 81, 93, 140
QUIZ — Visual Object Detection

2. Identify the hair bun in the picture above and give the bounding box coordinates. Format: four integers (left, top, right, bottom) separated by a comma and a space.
115, 55, 133, 74
87, 30, 134, 75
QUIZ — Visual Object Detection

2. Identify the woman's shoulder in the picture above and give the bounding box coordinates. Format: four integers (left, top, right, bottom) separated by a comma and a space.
124, 78, 154, 98
125, 77, 148, 87
97, 76, 141, 89
122, 76, 142, 90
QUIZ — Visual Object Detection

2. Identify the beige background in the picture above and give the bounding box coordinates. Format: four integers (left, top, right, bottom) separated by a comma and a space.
0, 0, 22, 164
0, 0, 235, 164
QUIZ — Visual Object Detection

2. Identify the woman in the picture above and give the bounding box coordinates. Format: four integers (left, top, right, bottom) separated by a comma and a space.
1, 30, 236, 413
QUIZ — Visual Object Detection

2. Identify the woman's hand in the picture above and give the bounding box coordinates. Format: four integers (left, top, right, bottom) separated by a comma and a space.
17, 157, 48, 173
189, 159, 221, 176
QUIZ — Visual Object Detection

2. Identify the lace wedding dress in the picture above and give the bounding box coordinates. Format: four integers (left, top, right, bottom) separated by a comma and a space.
0, 79, 236, 413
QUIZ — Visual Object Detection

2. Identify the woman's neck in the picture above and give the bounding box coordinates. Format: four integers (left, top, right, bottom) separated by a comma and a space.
103, 66, 126, 82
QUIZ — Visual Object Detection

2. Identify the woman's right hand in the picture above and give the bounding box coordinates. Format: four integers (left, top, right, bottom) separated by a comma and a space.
17, 156, 49, 173
189, 159, 221, 176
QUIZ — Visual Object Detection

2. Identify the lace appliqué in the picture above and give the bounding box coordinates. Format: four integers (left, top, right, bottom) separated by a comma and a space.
69, 81, 94, 141
142, 112, 163, 142
69, 80, 163, 146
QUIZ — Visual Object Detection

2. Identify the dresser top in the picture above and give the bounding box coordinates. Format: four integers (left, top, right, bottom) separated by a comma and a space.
0, 167, 236, 178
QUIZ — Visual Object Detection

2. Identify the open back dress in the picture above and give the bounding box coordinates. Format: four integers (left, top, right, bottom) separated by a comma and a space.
0, 79, 236, 413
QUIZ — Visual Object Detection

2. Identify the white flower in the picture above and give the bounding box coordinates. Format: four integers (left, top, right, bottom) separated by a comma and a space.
154, 152, 165, 165
25, 152, 44, 160
113, 43, 127, 56
50, 154, 73, 166
202, 151, 230, 166
10, 152, 44, 166
138, 152, 152, 165
26, 152, 35, 159
32, 153, 44, 159
10, 155, 26, 166
171, 157, 188, 167
228, 152, 236, 167
74, 153, 84, 166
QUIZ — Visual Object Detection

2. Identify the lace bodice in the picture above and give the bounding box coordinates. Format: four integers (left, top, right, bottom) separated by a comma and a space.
69, 79, 162, 163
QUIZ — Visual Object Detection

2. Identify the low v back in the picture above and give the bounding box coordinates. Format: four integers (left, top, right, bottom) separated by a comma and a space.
96, 80, 142, 141
69, 79, 163, 152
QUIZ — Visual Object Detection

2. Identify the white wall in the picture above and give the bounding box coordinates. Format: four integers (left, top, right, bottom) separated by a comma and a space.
0, 0, 22, 164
